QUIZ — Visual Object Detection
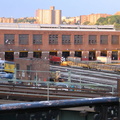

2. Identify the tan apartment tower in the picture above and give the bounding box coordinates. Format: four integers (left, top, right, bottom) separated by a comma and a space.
36, 6, 61, 24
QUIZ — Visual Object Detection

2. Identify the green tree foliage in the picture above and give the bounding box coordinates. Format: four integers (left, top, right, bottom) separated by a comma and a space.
96, 15, 120, 25
83, 21, 90, 25
96, 15, 120, 30
14, 17, 36, 23
114, 23, 120, 30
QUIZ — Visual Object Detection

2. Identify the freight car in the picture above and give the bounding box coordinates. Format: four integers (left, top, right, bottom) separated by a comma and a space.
49, 56, 61, 64
60, 56, 120, 73
49, 55, 65, 64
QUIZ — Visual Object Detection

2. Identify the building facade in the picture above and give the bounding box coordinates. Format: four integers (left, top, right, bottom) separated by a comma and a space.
0, 23, 119, 62
80, 13, 111, 25
36, 6, 61, 24
0, 17, 14, 23
62, 16, 80, 25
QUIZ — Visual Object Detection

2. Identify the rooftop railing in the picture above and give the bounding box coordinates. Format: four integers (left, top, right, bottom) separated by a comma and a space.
0, 23, 115, 31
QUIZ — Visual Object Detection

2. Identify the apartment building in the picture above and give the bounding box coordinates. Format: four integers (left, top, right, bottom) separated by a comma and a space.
80, 13, 111, 25
36, 6, 61, 24
0, 17, 14, 23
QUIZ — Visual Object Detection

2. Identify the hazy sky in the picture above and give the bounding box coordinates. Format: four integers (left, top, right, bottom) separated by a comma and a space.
0, 0, 120, 18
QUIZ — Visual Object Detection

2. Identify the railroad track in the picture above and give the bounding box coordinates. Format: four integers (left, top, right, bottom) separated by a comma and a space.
50, 65, 118, 86
0, 83, 116, 102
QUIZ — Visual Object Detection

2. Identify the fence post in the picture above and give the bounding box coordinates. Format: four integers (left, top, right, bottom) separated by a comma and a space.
47, 82, 49, 101
117, 77, 120, 97
13, 68, 16, 84
36, 72, 38, 86
68, 70, 71, 82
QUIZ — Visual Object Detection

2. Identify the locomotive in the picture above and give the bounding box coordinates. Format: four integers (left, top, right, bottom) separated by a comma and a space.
0, 60, 15, 79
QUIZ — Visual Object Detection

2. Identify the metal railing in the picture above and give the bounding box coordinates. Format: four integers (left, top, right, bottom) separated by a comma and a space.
0, 68, 117, 101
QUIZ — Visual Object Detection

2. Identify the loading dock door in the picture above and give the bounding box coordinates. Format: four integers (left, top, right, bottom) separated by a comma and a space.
33, 51, 42, 58
112, 51, 118, 60
62, 51, 70, 59
89, 51, 96, 60
74, 51, 82, 58
5, 51, 14, 61
101, 51, 107, 56
49, 51, 57, 56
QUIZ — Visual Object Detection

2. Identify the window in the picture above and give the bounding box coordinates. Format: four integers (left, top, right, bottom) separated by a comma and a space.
19, 52, 28, 58
111, 35, 119, 44
27, 65, 31, 74
16, 64, 20, 70
49, 34, 58, 44
62, 35, 71, 44
100, 35, 108, 44
4, 34, 15, 44
33, 34, 42, 44
19, 34, 29, 45
74, 35, 83, 44
89, 35, 97, 44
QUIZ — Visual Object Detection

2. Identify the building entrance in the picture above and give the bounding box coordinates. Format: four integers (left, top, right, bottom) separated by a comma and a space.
89, 51, 96, 60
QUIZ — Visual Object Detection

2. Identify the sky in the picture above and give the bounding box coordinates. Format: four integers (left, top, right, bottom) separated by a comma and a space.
0, 0, 120, 18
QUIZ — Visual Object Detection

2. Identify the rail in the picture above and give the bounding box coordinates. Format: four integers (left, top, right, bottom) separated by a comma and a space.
0, 79, 117, 101
0, 68, 117, 101
0, 23, 115, 31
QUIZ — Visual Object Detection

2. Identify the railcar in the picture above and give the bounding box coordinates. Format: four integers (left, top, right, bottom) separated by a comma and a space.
0, 60, 15, 79
60, 56, 120, 72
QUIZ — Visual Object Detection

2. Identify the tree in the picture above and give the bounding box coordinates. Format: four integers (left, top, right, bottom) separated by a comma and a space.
83, 21, 90, 25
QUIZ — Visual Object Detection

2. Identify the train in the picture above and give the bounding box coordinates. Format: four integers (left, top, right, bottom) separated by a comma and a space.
61, 56, 120, 72
49, 56, 61, 64
0, 60, 15, 79
49, 55, 120, 73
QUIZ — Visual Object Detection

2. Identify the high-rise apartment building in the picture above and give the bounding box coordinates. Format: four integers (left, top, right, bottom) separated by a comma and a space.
0, 17, 14, 23
80, 13, 111, 25
36, 6, 61, 24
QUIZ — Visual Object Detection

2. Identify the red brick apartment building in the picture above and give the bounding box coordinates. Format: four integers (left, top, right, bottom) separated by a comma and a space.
0, 23, 119, 62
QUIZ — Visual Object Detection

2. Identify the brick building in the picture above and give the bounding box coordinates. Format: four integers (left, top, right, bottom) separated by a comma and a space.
14, 58, 49, 82
0, 23, 119, 63
80, 13, 111, 25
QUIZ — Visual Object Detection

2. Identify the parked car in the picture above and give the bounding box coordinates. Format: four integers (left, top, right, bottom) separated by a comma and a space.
54, 82, 69, 91
0, 72, 13, 79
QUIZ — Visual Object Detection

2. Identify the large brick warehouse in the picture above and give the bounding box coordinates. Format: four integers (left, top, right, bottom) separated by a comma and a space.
0, 23, 119, 62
